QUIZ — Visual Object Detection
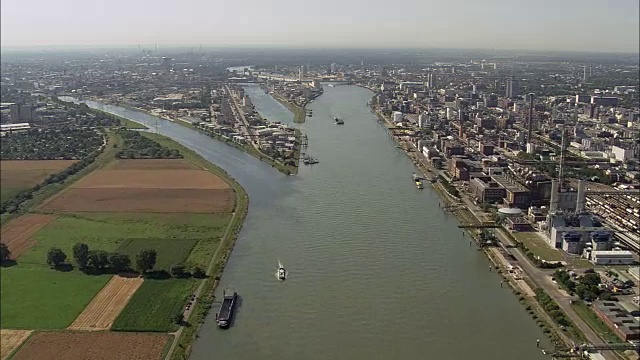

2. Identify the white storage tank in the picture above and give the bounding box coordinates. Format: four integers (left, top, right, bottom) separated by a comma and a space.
393, 111, 403, 123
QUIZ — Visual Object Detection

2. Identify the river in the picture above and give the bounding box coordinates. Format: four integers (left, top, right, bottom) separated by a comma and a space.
67, 86, 550, 360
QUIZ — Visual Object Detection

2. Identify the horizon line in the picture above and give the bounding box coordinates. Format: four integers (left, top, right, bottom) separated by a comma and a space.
1, 44, 638, 56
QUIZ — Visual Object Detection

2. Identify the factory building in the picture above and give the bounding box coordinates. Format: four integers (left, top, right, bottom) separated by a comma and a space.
546, 179, 614, 255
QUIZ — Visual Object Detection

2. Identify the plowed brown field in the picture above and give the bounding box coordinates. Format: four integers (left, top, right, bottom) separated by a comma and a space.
104, 159, 199, 170
11, 332, 168, 360
0, 214, 58, 259
1, 160, 78, 171
68, 275, 144, 331
0, 330, 32, 360
71, 169, 229, 189
38, 159, 234, 213
41, 188, 234, 213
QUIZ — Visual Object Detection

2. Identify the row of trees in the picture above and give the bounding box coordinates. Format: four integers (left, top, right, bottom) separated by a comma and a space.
534, 288, 571, 328
115, 129, 182, 159
1, 151, 100, 214
1, 128, 102, 160
46, 243, 205, 278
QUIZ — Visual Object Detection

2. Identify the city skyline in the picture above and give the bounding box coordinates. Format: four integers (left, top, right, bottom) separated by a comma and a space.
1, 0, 639, 53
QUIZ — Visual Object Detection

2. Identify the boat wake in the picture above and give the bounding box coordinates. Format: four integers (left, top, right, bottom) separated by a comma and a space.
276, 260, 287, 280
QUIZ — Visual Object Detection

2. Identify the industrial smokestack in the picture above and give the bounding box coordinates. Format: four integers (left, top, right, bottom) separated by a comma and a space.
576, 180, 586, 213
550, 179, 559, 213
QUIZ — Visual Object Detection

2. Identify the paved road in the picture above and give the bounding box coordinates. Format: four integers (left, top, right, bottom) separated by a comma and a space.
496, 230, 618, 360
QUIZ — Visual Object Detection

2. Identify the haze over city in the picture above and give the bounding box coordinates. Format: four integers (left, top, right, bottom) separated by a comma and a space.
1, 0, 639, 52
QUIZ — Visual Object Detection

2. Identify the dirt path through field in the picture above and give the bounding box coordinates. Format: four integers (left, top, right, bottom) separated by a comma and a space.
67, 275, 144, 331
0, 330, 33, 360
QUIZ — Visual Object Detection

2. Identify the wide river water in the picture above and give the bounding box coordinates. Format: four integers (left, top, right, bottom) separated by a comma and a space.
69, 85, 549, 359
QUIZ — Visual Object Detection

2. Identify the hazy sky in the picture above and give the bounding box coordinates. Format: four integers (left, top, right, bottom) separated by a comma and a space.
2, 0, 639, 52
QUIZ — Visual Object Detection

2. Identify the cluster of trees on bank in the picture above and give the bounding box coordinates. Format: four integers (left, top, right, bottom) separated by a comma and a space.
46, 243, 205, 279
1, 128, 102, 160
115, 129, 182, 159
553, 269, 631, 301
1, 151, 100, 214
438, 175, 459, 197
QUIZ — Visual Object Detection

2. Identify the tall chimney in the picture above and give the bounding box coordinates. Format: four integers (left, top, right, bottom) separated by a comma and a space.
576, 180, 586, 213
550, 179, 559, 213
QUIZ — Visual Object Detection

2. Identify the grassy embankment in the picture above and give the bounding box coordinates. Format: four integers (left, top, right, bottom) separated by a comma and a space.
177, 121, 299, 176
144, 132, 250, 360
272, 93, 306, 123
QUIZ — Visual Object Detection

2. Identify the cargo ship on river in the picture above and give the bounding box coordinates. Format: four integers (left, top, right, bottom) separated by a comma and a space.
216, 289, 238, 328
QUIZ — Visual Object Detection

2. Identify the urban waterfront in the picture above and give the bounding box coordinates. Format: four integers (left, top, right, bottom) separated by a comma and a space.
77, 86, 549, 360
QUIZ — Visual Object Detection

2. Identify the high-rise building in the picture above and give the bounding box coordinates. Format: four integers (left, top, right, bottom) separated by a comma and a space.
19, 105, 33, 121
427, 73, 434, 88
299, 66, 304, 81
330, 63, 337, 73
9, 103, 19, 122
506, 77, 519, 98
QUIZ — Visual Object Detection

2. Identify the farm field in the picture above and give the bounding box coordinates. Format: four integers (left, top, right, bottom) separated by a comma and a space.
112, 279, 195, 332
0, 214, 58, 259
39, 158, 235, 213
18, 212, 223, 267
0, 266, 111, 329
68, 275, 144, 331
104, 158, 199, 170
11, 331, 169, 360
116, 238, 198, 271
0, 160, 77, 204
0, 329, 32, 360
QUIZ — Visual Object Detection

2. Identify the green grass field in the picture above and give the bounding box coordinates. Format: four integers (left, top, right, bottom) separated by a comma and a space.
0, 266, 112, 329
513, 232, 566, 261
19, 212, 226, 266
111, 279, 195, 332
116, 238, 198, 271
571, 301, 622, 343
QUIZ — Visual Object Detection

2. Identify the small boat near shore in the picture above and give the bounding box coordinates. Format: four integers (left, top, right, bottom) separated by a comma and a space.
415, 180, 424, 189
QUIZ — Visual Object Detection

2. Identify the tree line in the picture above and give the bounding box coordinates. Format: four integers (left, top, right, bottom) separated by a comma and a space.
1, 150, 101, 214
45, 243, 205, 279
115, 129, 183, 159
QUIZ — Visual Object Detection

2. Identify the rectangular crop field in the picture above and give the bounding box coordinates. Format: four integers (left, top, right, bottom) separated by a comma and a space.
0, 160, 77, 204
11, 331, 168, 360
0, 266, 112, 329
40, 188, 234, 213
1, 330, 32, 360
112, 279, 195, 332
0, 214, 58, 259
68, 275, 144, 331
103, 159, 200, 170
18, 213, 223, 266
38, 159, 235, 213
70, 169, 230, 189
116, 238, 198, 271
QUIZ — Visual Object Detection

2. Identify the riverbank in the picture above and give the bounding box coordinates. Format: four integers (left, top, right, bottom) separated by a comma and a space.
271, 93, 307, 123
372, 106, 578, 353
85, 97, 300, 176
142, 133, 249, 360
